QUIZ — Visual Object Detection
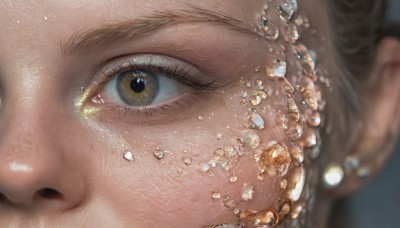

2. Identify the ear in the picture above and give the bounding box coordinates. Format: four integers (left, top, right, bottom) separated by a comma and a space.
333, 37, 400, 195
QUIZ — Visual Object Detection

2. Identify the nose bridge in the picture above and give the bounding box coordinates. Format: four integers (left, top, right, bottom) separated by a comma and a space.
0, 77, 86, 210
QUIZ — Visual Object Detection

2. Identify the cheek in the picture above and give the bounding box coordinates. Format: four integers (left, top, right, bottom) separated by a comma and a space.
90, 79, 298, 226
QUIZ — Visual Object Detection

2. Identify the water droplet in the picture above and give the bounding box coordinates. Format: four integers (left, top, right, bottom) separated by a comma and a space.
246, 113, 265, 130
250, 95, 262, 106
241, 183, 254, 201
200, 163, 210, 172
260, 16, 279, 41
290, 204, 303, 219
281, 77, 295, 95
280, 179, 288, 189
323, 164, 344, 189
214, 148, 225, 157
293, 44, 316, 74
285, 23, 299, 44
245, 79, 252, 88
305, 109, 321, 127
259, 142, 291, 177
287, 166, 305, 202
295, 76, 315, 93
197, 115, 204, 121
285, 121, 303, 140
225, 146, 240, 158
241, 133, 261, 149
153, 148, 165, 160
287, 98, 299, 114
229, 174, 238, 183
123, 150, 134, 161
234, 208, 241, 217
279, 201, 291, 217
290, 143, 304, 164
289, 0, 298, 12
222, 196, 236, 209
240, 209, 278, 226
254, 90, 268, 100
266, 58, 287, 80
277, 0, 295, 22
183, 157, 192, 166
303, 89, 319, 111
303, 128, 317, 147
211, 191, 221, 200
255, 80, 264, 89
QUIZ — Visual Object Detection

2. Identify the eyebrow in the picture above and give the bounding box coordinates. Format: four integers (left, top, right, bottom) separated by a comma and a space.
61, 5, 259, 56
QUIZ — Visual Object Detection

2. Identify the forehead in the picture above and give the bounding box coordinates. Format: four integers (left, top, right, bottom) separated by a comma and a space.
0, 0, 328, 65
0, 0, 323, 29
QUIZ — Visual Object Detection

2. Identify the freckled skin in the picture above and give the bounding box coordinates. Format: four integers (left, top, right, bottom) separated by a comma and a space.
0, 0, 335, 227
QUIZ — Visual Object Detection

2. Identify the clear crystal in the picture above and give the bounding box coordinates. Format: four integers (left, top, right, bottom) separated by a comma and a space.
241, 183, 254, 201
277, 1, 295, 22
286, 23, 299, 44
260, 16, 279, 41
183, 157, 192, 166
266, 58, 286, 80
123, 151, 134, 161
229, 174, 238, 183
293, 44, 316, 74
287, 166, 305, 201
153, 148, 165, 160
247, 113, 265, 130
259, 143, 291, 177
211, 191, 221, 200
241, 133, 261, 149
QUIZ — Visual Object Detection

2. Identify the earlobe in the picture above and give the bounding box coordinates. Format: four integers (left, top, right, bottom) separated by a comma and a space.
324, 37, 400, 196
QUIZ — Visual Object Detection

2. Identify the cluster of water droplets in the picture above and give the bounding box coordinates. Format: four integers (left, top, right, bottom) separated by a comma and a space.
238, 0, 329, 226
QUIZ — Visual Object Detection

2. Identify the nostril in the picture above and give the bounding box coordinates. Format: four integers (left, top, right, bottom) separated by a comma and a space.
35, 188, 63, 200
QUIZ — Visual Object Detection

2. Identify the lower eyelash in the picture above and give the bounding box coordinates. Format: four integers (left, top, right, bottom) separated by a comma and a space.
86, 90, 202, 124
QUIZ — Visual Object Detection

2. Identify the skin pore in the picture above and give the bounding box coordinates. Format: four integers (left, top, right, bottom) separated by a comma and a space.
1, 0, 400, 227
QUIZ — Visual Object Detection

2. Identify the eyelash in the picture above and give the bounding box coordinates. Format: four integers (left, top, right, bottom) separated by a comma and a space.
82, 55, 222, 121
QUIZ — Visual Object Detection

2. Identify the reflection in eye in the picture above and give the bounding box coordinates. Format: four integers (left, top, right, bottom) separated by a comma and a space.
102, 68, 190, 107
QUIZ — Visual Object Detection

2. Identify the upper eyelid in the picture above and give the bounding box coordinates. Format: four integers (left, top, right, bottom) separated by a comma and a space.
95, 54, 223, 90
76, 54, 225, 110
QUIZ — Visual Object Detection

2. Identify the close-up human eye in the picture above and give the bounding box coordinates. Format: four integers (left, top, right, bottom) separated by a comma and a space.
101, 68, 188, 107
81, 55, 221, 120
0, 0, 399, 228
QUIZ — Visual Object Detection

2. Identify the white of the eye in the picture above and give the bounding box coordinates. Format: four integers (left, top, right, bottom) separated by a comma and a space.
101, 72, 189, 106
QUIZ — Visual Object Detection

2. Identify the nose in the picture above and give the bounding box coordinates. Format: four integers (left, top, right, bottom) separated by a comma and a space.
0, 112, 86, 211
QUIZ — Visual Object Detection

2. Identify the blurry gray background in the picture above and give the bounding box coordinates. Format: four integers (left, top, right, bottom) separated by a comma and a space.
329, 141, 400, 228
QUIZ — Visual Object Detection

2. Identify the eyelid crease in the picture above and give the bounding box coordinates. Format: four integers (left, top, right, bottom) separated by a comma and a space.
98, 55, 227, 91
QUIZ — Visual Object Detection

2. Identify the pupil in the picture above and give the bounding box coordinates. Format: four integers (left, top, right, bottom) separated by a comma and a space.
130, 78, 146, 93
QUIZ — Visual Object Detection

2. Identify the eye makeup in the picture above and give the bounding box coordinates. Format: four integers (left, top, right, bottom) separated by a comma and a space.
76, 54, 223, 122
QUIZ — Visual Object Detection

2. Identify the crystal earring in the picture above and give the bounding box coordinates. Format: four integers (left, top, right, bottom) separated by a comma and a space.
323, 163, 344, 189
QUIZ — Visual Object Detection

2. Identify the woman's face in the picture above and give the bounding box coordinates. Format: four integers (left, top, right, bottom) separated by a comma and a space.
0, 0, 332, 227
